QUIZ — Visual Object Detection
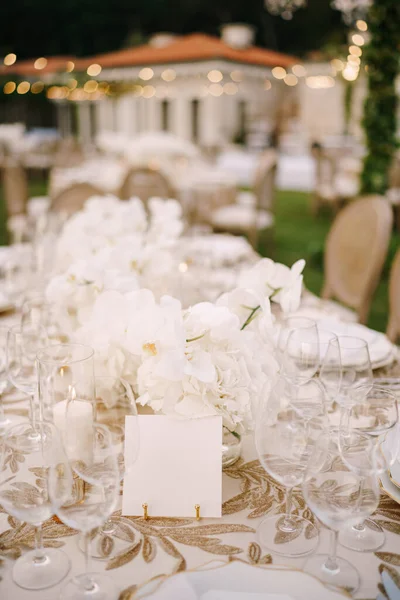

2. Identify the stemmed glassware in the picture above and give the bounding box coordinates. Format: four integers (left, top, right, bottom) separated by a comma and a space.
318, 330, 342, 408
87, 375, 140, 559
0, 421, 71, 589
255, 377, 328, 557
0, 325, 23, 435
21, 292, 66, 343
276, 316, 318, 371
338, 385, 399, 552
302, 429, 380, 594
48, 423, 120, 600
282, 327, 320, 384
7, 323, 48, 436
336, 336, 373, 410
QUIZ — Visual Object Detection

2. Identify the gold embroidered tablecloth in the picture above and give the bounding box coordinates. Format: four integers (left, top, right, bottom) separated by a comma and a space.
1, 392, 400, 600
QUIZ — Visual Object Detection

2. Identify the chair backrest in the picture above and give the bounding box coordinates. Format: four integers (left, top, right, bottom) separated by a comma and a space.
387, 248, 400, 342
119, 167, 176, 202
389, 151, 400, 189
54, 138, 84, 168
322, 195, 393, 324
253, 149, 278, 212
1, 159, 28, 217
312, 145, 337, 188
50, 183, 105, 215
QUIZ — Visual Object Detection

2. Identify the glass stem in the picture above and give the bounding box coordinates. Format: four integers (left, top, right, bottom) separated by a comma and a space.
324, 531, 340, 573
34, 525, 46, 564
82, 532, 95, 591
353, 478, 366, 532
339, 405, 351, 436
29, 394, 37, 431
280, 487, 295, 531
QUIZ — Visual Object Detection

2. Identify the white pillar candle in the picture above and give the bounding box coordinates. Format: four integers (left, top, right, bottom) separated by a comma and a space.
53, 399, 94, 464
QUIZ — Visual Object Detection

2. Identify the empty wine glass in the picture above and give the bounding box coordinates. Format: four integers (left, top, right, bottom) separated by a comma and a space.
282, 327, 320, 384
7, 323, 48, 436
86, 375, 140, 559
0, 421, 70, 589
318, 330, 342, 408
276, 316, 318, 366
255, 377, 328, 557
338, 386, 399, 552
21, 292, 64, 342
0, 325, 25, 435
302, 430, 380, 594
48, 423, 120, 600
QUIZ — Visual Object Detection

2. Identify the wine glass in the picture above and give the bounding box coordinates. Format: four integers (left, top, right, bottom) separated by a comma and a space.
7, 323, 48, 436
36, 343, 95, 424
0, 421, 70, 589
282, 327, 320, 384
254, 377, 328, 557
318, 330, 342, 408
338, 386, 399, 552
336, 336, 373, 433
86, 375, 140, 559
21, 292, 66, 343
276, 316, 318, 367
48, 423, 120, 600
302, 430, 380, 594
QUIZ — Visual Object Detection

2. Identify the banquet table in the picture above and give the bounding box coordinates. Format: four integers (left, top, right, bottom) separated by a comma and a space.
1, 375, 400, 600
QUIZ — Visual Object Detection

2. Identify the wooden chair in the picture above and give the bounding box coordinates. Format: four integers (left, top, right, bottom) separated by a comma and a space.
210, 149, 277, 248
50, 183, 105, 215
1, 159, 28, 217
118, 166, 176, 202
322, 195, 393, 324
387, 248, 400, 342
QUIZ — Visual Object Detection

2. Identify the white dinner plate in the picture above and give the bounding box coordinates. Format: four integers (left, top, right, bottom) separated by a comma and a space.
381, 470, 400, 505
134, 560, 350, 600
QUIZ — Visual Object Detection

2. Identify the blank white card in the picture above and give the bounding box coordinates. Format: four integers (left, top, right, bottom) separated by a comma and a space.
122, 415, 223, 518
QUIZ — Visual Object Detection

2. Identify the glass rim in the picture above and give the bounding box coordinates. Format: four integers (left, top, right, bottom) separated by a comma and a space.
36, 343, 94, 365
336, 335, 369, 349
281, 316, 317, 329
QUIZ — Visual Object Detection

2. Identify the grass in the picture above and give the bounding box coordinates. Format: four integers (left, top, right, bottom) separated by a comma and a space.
0, 182, 395, 333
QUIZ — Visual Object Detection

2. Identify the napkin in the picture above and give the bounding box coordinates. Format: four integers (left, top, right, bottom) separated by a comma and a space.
201, 593, 294, 600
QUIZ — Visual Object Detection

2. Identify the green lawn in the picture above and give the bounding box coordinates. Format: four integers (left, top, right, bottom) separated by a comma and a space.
0, 183, 396, 333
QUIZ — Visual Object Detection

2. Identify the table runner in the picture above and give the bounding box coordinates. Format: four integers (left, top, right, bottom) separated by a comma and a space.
1, 395, 400, 600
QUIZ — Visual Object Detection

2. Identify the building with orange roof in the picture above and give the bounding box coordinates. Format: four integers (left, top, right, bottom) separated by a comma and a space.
1, 25, 301, 147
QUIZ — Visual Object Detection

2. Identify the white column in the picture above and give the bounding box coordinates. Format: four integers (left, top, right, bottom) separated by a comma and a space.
77, 103, 91, 147
201, 95, 220, 147
173, 95, 191, 139
96, 100, 110, 133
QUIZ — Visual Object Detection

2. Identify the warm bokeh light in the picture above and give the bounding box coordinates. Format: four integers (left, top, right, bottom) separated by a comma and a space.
142, 85, 155, 98
272, 66, 287, 80
161, 68, 176, 82
264, 80, 272, 91
34, 57, 47, 70
67, 79, 78, 89
284, 74, 298, 86
209, 83, 223, 96
4, 53, 16, 66
208, 70, 223, 83
348, 55, 361, 66
31, 81, 44, 94
230, 70, 243, 82
331, 59, 344, 71
3, 81, 16, 94
84, 80, 98, 93
98, 81, 110, 93
342, 65, 359, 81
352, 34, 365, 46
223, 82, 238, 95
132, 85, 143, 96
349, 45, 362, 57
66, 61, 75, 73
17, 81, 30, 94
139, 67, 154, 81
292, 64, 306, 77
87, 63, 102, 76
356, 20, 368, 32
306, 75, 335, 89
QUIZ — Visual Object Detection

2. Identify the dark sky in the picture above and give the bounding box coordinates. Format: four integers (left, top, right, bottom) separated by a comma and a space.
0, 0, 345, 60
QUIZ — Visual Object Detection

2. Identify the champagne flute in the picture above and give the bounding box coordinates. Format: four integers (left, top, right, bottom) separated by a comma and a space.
255, 377, 328, 557
48, 423, 120, 600
0, 421, 70, 589
302, 430, 379, 594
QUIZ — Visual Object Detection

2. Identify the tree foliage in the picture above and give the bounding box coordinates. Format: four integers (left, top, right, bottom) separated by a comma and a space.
361, 0, 400, 195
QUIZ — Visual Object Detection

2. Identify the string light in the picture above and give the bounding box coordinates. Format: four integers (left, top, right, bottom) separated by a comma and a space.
84, 80, 98, 93
209, 83, 223, 97
352, 33, 365, 46
142, 85, 155, 98
230, 70, 243, 82
17, 81, 30, 94
208, 70, 223, 83
272, 66, 287, 80
4, 53, 16, 66
292, 64, 306, 77
3, 81, 16, 94
87, 63, 102, 76
349, 45, 362, 56
34, 57, 47, 70
356, 19, 368, 31
161, 69, 176, 82
139, 67, 154, 81
66, 61, 75, 73
31, 81, 44, 94
223, 82, 238, 95
284, 74, 298, 86
264, 80, 272, 90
